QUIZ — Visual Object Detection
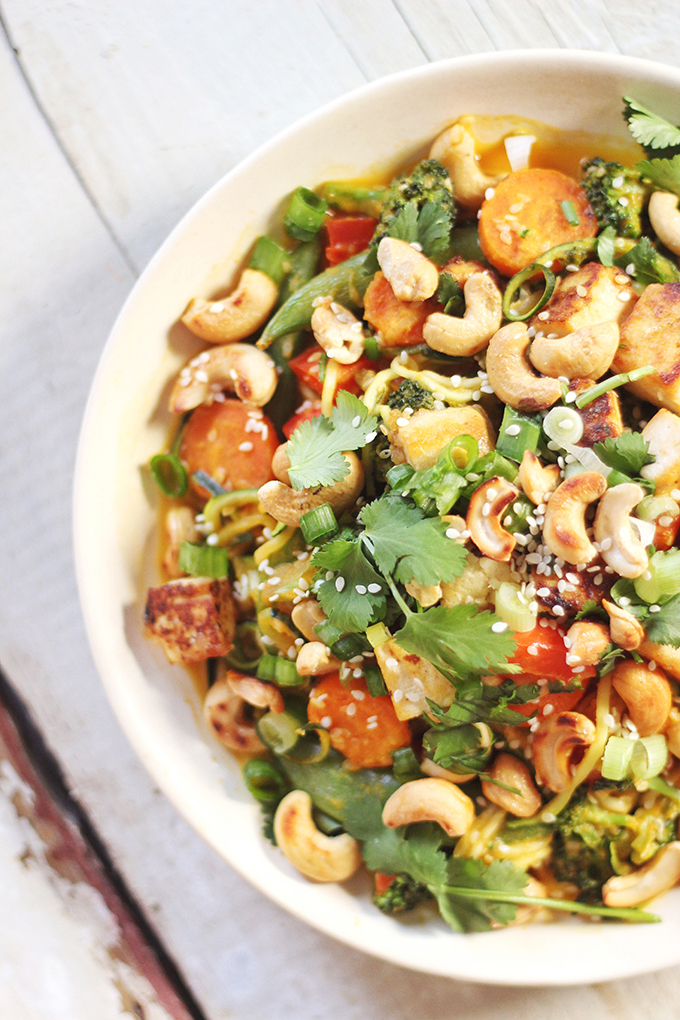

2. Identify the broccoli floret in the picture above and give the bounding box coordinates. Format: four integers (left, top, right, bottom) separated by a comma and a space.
373, 873, 432, 914
551, 797, 630, 900
581, 157, 650, 238
387, 378, 435, 412
371, 160, 456, 259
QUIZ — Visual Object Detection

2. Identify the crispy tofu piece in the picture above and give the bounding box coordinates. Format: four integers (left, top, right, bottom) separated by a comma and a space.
567, 378, 623, 446
533, 564, 613, 617
613, 283, 680, 413
529, 262, 637, 337
391, 405, 496, 469
144, 577, 236, 664
374, 639, 454, 720
441, 553, 513, 608
640, 408, 680, 495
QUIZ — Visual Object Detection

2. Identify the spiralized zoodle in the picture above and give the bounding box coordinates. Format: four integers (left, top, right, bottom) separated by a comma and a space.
144, 99, 680, 932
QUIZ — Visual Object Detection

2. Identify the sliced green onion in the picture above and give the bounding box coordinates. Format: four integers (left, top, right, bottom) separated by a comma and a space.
178, 541, 229, 578
331, 632, 371, 662
601, 735, 636, 781
150, 453, 188, 498
646, 775, 680, 802
634, 549, 680, 603
242, 758, 287, 804
226, 621, 262, 671
257, 710, 303, 754
543, 406, 584, 446
494, 582, 538, 633
285, 726, 331, 764
284, 187, 329, 241
495, 405, 541, 463
317, 352, 327, 383
636, 495, 680, 522
597, 226, 616, 267
560, 199, 580, 226
385, 463, 415, 490
313, 618, 344, 647
248, 235, 290, 284
365, 623, 391, 649
363, 333, 380, 360
299, 503, 338, 545
312, 809, 345, 836
257, 654, 304, 687
575, 366, 655, 409
631, 734, 668, 780
192, 470, 227, 496
502, 263, 556, 321
391, 746, 423, 782
315, 181, 387, 218
363, 661, 388, 696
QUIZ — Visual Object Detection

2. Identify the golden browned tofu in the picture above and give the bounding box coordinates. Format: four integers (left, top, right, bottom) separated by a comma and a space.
533, 564, 613, 617
640, 408, 680, 495
568, 378, 623, 446
529, 262, 637, 337
613, 283, 680, 413
390, 406, 495, 469
374, 639, 454, 720
145, 577, 236, 664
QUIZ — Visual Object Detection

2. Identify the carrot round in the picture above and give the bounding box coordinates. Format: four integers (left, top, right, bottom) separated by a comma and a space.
478, 168, 597, 277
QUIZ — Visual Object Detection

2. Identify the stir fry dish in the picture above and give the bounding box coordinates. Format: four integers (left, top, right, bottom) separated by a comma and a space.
144, 99, 680, 932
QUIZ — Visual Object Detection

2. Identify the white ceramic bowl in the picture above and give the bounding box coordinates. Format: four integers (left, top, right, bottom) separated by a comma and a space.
75, 50, 680, 985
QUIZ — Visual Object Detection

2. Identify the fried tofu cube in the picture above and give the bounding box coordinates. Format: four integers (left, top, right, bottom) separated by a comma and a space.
613, 283, 680, 413
567, 378, 623, 446
144, 577, 236, 664
529, 262, 637, 336
391, 405, 496, 469
640, 408, 680, 495
374, 639, 454, 720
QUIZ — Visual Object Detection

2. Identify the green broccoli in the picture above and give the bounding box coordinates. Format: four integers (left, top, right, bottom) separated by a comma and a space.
581, 157, 650, 238
387, 378, 435, 413
372, 873, 432, 914
370, 159, 456, 263
551, 797, 629, 899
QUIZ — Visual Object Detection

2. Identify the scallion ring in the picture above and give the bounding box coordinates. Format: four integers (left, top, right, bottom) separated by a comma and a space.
631, 734, 668, 781
178, 541, 229, 578
150, 452, 188, 498
542, 406, 585, 447
242, 759, 288, 804
284, 187, 329, 241
502, 263, 556, 321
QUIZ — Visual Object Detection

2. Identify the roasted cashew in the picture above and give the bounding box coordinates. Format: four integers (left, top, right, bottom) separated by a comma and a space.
311, 298, 365, 364
648, 191, 680, 257
466, 476, 520, 562
162, 506, 199, 578
603, 841, 680, 907
529, 321, 619, 380
204, 677, 265, 754
611, 659, 672, 737
182, 269, 279, 343
602, 598, 645, 651
381, 778, 475, 837
593, 482, 649, 579
423, 272, 503, 356
481, 753, 542, 818
225, 669, 284, 713
518, 450, 561, 505
486, 323, 562, 412
258, 452, 364, 526
291, 599, 326, 643
271, 443, 293, 484
532, 711, 596, 793
564, 621, 610, 666
542, 472, 607, 565
169, 343, 278, 412
428, 121, 504, 212
420, 758, 475, 784
273, 790, 361, 883
377, 237, 439, 302
296, 641, 340, 676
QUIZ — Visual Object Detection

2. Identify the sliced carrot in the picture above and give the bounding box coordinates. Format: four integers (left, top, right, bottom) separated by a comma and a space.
374, 872, 396, 896
478, 168, 597, 277
363, 272, 441, 346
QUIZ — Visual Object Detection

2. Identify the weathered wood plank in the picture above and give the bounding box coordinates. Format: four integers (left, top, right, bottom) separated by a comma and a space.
317, 0, 427, 78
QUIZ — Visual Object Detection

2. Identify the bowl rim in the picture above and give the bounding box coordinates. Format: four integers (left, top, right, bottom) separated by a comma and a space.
74, 48, 680, 986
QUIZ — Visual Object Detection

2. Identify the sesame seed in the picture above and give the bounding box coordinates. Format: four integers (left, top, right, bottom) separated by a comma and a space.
355, 584, 367, 595
446, 527, 461, 539
482, 502, 491, 517
491, 621, 508, 633
385, 657, 398, 669
194, 370, 209, 383
396, 417, 409, 427
527, 644, 539, 656
486, 487, 498, 500
618, 195, 629, 207
367, 583, 382, 594
538, 311, 550, 321
335, 576, 345, 592
614, 274, 629, 285
345, 703, 356, 716
352, 688, 365, 698
576, 284, 588, 298
206, 534, 219, 546
209, 302, 225, 313
649, 605, 661, 613
618, 290, 630, 301
351, 414, 361, 427
393, 689, 403, 703
658, 516, 673, 527
542, 812, 557, 823
365, 431, 377, 442
485, 187, 495, 200
543, 704, 554, 715
321, 715, 332, 728
600, 537, 612, 551
553, 605, 565, 616
238, 441, 253, 452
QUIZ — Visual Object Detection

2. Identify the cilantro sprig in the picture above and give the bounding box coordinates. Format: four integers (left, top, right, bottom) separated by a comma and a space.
623, 97, 680, 198
285, 391, 378, 490
593, 432, 654, 479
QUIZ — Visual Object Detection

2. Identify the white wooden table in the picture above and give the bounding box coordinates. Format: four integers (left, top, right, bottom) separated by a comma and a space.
4, 3, 680, 1017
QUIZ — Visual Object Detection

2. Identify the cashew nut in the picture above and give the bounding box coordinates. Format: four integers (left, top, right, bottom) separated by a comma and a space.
420, 758, 475, 784
542, 472, 608, 565
602, 598, 645, 651
311, 298, 365, 364
428, 122, 504, 212
529, 321, 620, 380
291, 599, 327, 643
481, 753, 542, 818
273, 790, 361, 883
258, 451, 364, 526
377, 237, 439, 302
295, 641, 340, 676
485, 323, 562, 412
204, 677, 265, 754
162, 506, 199, 578
182, 269, 279, 343
648, 191, 680, 257
404, 578, 442, 607
381, 778, 475, 837
225, 669, 284, 713
466, 476, 520, 562
532, 711, 596, 793
593, 482, 649, 579
169, 343, 278, 412
603, 841, 680, 907
518, 450, 561, 505
611, 659, 672, 737
423, 273, 503, 356
565, 620, 611, 666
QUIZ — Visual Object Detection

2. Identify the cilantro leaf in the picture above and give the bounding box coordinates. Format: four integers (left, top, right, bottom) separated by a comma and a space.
636, 155, 680, 198
594, 432, 654, 477
394, 604, 519, 682
286, 391, 378, 490
382, 199, 453, 263
596, 225, 616, 267
387, 200, 419, 243
313, 539, 385, 632
436, 272, 465, 315
645, 592, 680, 647
615, 235, 680, 286
624, 97, 680, 155
360, 495, 467, 587
441, 857, 528, 932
